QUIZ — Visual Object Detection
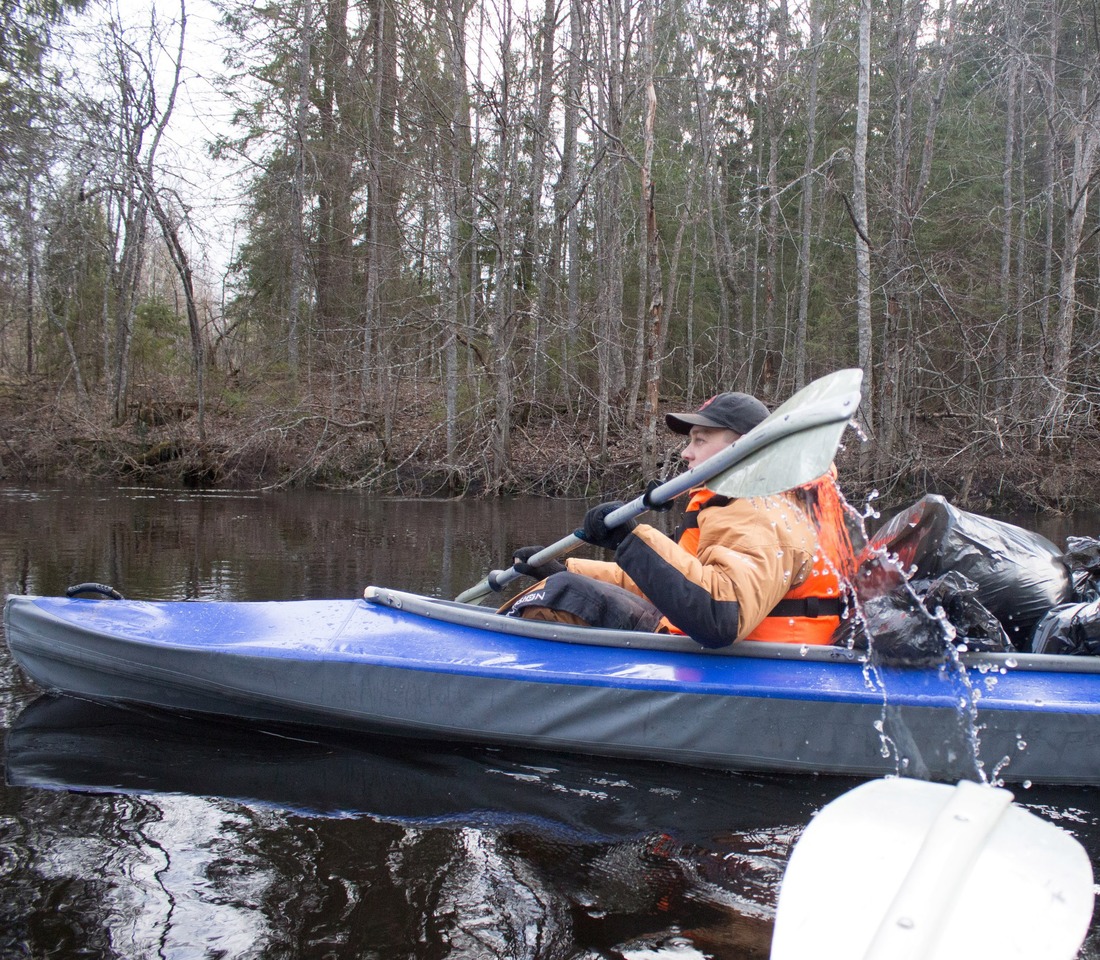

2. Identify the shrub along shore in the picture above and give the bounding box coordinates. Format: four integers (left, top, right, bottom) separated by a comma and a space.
1, 375, 1095, 516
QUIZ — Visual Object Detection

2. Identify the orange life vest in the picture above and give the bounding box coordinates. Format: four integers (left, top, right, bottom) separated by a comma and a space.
674, 479, 850, 645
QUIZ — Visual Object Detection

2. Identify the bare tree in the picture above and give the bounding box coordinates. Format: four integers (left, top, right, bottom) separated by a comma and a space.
794, 0, 823, 390
1045, 80, 1100, 436
639, 0, 663, 475
997, 0, 1020, 405
287, 0, 313, 376
591, 0, 629, 456
139, 0, 208, 439
761, 0, 790, 399
524, 0, 560, 398
853, 0, 873, 435
441, 0, 474, 475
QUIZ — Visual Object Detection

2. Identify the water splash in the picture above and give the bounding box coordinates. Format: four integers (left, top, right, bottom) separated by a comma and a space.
832, 487, 997, 783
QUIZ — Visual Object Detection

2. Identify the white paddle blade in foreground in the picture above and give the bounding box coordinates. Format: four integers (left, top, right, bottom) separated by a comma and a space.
771, 778, 1095, 960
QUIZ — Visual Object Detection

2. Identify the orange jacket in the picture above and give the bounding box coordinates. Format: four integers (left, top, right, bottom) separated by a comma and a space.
676, 482, 848, 644
745, 471, 851, 642
567, 472, 852, 646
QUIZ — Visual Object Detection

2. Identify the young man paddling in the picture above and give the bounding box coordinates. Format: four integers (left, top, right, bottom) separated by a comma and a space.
499, 392, 854, 648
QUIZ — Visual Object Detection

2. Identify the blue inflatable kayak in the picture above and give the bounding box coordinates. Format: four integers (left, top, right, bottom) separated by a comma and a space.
5, 586, 1100, 785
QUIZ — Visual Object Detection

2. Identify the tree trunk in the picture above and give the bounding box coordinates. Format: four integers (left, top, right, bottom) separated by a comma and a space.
853, 0, 873, 436
794, 0, 822, 390
997, 1, 1019, 407
595, 0, 628, 455
314, 0, 356, 342
288, 0, 313, 376
1046, 85, 1100, 437
361, 0, 399, 398
524, 0, 557, 398
141, 0, 206, 440
555, 0, 583, 413
488, 0, 518, 489
1037, 0, 1060, 407
762, 0, 789, 399
640, 0, 663, 476
23, 177, 34, 376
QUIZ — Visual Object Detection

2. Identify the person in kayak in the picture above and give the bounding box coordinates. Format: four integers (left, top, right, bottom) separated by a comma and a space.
497, 392, 855, 648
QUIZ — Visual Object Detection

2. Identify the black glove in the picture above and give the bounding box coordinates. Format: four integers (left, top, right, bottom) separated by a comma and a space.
512, 546, 566, 580
642, 478, 675, 512
579, 501, 637, 551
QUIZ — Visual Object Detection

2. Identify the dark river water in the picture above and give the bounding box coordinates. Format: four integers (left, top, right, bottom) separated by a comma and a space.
1, 485, 1099, 959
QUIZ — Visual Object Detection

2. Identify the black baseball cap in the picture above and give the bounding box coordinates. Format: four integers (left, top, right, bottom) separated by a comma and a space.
665, 392, 769, 436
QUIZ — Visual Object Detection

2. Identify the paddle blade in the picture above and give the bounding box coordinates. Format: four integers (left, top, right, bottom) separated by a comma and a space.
771, 778, 1095, 960
710, 368, 862, 498
454, 368, 863, 603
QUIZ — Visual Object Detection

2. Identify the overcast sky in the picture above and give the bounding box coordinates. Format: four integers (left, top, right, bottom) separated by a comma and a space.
63, 0, 246, 290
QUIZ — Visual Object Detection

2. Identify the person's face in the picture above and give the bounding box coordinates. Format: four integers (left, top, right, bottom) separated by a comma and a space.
681, 425, 740, 468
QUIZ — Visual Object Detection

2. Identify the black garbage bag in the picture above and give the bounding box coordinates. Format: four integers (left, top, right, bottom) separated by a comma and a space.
913, 571, 1013, 653
1030, 599, 1100, 656
867, 495, 1072, 650
834, 554, 951, 665
834, 563, 1012, 663
1063, 536, 1100, 601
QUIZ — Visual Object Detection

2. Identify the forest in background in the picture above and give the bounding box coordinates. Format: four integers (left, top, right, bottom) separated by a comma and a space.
0, 0, 1097, 512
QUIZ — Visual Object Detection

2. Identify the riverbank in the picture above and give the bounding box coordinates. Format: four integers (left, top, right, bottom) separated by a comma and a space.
1, 373, 1095, 514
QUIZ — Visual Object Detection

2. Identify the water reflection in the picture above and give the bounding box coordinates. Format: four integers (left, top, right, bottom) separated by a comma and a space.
4, 695, 844, 959
0, 484, 593, 607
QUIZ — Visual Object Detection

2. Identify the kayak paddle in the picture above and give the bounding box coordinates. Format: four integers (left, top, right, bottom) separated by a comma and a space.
771, 777, 1095, 960
456, 367, 863, 604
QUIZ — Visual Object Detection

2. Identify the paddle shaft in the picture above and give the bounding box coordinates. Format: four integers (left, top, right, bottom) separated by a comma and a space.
456, 395, 856, 603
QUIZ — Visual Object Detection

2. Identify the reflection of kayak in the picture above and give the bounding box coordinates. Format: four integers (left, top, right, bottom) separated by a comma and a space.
4, 695, 837, 956
5, 587, 1100, 784
4, 694, 848, 845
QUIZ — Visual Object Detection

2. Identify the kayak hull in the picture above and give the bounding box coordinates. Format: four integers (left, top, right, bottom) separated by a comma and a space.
5, 588, 1100, 784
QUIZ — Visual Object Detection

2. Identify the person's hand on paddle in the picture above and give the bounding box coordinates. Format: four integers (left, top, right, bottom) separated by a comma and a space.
512, 546, 566, 580
580, 501, 637, 551
642, 479, 675, 512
